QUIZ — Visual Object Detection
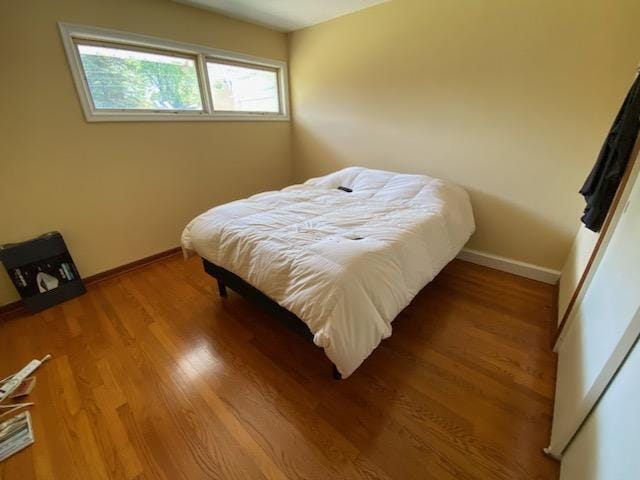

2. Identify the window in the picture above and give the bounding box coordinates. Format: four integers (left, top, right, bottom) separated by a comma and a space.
77, 42, 204, 112
207, 60, 280, 113
59, 23, 288, 122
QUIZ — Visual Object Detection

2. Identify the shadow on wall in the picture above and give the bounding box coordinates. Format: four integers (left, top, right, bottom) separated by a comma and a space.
292, 124, 573, 269
465, 188, 574, 268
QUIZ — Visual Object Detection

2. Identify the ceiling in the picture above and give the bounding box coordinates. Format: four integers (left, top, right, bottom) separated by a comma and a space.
174, 0, 390, 32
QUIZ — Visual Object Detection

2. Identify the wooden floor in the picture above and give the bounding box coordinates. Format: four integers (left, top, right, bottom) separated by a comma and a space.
0, 255, 559, 480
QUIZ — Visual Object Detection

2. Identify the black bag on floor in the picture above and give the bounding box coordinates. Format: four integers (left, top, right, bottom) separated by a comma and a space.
0, 232, 86, 313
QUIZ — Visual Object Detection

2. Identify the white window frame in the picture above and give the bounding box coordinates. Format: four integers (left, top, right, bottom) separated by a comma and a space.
59, 23, 290, 122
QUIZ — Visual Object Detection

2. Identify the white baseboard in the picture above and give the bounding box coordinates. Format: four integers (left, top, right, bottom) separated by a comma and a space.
456, 248, 560, 285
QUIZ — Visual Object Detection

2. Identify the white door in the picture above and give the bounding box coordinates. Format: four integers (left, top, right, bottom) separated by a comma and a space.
559, 311, 640, 479
548, 171, 640, 457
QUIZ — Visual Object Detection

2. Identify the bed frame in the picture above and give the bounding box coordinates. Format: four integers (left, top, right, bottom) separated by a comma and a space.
202, 259, 342, 379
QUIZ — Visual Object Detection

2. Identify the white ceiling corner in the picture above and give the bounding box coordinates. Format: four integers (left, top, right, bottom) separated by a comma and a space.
174, 0, 390, 32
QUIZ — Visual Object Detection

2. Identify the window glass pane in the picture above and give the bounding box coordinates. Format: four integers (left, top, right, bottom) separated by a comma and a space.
207, 61, 279, 113
77, 43, 203, 111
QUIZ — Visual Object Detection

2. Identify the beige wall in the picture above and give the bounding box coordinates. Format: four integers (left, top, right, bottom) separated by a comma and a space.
3, 0, 640, 308
289, 0, 640, 270
0, 0, 292, 306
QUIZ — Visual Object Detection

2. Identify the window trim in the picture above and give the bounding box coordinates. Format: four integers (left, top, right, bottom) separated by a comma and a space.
74, 39, 208, 114
59, 23, 290, 122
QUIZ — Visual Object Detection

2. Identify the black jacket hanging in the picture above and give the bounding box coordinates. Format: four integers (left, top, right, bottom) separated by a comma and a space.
580, 73, 640, 232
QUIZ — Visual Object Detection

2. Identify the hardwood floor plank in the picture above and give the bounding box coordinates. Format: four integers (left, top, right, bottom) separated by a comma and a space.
148, 321, 289, 480
0, 257, 558, 479
92, 384, 144, 479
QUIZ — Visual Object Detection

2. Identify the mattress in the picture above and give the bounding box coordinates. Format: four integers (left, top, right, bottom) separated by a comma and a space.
181, 167, 475, 377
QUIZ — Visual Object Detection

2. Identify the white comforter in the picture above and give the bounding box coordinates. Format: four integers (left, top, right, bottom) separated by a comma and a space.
181, 167, 474, 377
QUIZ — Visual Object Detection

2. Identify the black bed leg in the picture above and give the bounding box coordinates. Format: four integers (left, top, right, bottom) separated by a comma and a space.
332, 364, 341, 380
217, 278, 228, 298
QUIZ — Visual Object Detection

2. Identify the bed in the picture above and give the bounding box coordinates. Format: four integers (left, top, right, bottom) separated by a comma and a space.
181, 167, 475, 378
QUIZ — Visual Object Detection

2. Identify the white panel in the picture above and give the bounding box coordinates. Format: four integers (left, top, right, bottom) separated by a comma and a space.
555, 154, 640, 346
548, 173, 640, 456
560, 327, 640, 479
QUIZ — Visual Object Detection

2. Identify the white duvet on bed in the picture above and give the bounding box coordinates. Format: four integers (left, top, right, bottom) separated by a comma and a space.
181, 167, 475, 377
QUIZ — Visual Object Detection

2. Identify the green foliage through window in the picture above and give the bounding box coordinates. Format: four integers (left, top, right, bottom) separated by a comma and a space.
78, 44, 202, 111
